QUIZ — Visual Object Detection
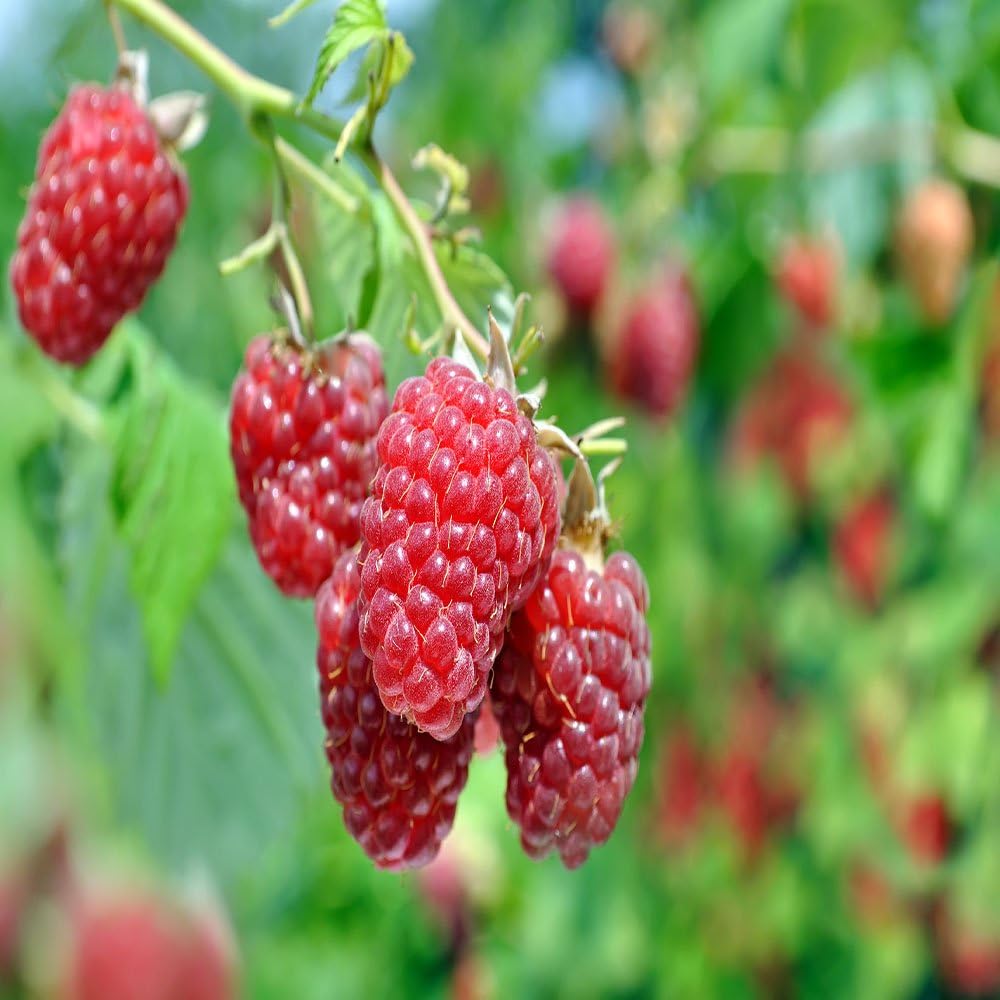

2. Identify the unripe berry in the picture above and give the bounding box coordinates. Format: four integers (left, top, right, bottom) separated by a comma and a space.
896, 179, 973, 326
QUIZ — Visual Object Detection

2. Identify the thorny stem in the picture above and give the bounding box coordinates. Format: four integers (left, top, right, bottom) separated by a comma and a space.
110, 0, 490, 358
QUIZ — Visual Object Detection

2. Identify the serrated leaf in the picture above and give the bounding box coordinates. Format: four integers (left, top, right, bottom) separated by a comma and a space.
315, 159, 375, 328
435, 243, 512, 331
110, 335, 234, 685
304, 0, 387, 107
58, 445, 319, 880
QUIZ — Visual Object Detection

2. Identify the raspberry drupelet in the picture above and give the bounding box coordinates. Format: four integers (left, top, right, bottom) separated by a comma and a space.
357, 336, 561, 741
492, 460, 651, 868
11, 84, 189, 365
317, 548, 476, 870
230, 333, 388, 597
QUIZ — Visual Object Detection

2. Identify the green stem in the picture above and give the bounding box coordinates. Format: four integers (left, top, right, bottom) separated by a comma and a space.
111, 0, 342, 141
275, 138, 360, 215
25, 357, 104, 441
112, 0, 490, 359
367, 148, 490, 359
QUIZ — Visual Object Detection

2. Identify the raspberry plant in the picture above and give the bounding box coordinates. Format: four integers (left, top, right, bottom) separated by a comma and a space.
4, 1, 1000, 997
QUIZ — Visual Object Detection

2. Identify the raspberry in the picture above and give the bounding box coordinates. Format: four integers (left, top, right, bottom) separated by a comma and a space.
358, 355, 560, 740
62, 892, 182, 1000
545, 198, 616, 318
492, 544, 651, 868
935, 905, 1000, 997
896, 179, 973, 326
655, 725, 705, 849
610, 266, 699, 420
832, 491, 895, 609
898, 793, 952, 866
775, 236, 837, 329
316, 549, 475, 870
230, 333, 387, 597
10, 84, 188, 365
729, 346, 852, 499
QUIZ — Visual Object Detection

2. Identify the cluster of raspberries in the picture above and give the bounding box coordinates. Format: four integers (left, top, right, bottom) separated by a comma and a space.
239, 343, 652, 870
11, 83, 652, 872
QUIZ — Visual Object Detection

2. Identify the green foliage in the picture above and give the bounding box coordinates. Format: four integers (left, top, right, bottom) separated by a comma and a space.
110, 328, 235, 684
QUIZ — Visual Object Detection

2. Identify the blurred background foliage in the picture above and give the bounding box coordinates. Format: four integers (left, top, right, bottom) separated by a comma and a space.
2, 0, 1000, 996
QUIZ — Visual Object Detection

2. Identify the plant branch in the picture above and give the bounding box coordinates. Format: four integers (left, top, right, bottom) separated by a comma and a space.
111, 0, 490, 359
274, 138, 359, 214
111, 0, 342, 141
367, 148, 489, 359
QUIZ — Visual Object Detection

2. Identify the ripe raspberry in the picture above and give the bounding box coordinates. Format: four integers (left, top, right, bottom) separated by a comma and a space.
712, 675, 800, 858
358, 355, 560, 740
775, 236, 837, 329
898, 793, 951, 866
545, 198, 616, 318
316, 549, 475, 870
492, 467, 651, 868
610, 266, 699, 420
230, 333, 387, 597
833, 491, 895, 609
10, 85, 188, 365
62, 892, 182, 1000
655, 725, 704, 849
729, 346, 852, 499
935, 904, 1000, 997
896, 179, 973, 326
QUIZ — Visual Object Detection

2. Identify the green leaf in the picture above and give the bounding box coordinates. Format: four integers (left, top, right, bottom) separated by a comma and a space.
58, 444, 319, 881
110, 334, 234, 685
315, 158, 376, 328
304, 0, 387, 107
435, 243, 512, 329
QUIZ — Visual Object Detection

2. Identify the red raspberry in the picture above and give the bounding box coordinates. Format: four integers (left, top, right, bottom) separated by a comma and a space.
832, 491, 895, 609
935, 904, 1000, 997
610, 266, 699, 420
230, 333, 387, 597
775, 237, 837, 329
358, 356, 560, 740
545, 197, 616, 317
10, 85, 188, 365
898, 793, 951, 866
655, 725, 704, 849
316, 549, 475, 870
62, 892, 182, 1000
729, 346, 852, 499
492, 548, 651, 868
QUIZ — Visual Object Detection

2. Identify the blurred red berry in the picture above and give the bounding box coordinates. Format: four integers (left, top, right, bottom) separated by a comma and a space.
229, 333, 387, 598
899, 794, 952, 866
775, 237, 837, 330
610, 266, 700, 420
359, 356, 560, 740
545, 198, 616, 318
10, 85, 188, 365
655, 725, 705, 849
61, 893, 181, 1000
832, 491, 895, 609
729, 347, 852, 499
896, 179, 973, 326
846, 861, 898, 928
173, 906, 238, 1000
936, 905, 1000, 997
